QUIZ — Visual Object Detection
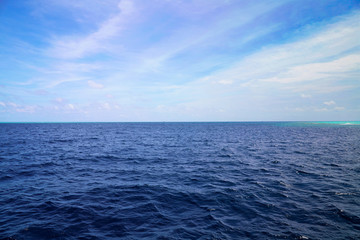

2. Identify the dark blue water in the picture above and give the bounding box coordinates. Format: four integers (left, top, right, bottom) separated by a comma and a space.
1, 122, 359, 239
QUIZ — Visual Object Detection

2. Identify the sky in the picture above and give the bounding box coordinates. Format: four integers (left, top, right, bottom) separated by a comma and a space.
0, 0, 359, 122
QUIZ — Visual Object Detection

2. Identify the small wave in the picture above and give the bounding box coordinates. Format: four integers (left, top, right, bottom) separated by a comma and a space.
296, 169, 310, 175
264, 231, 310, 239
335, 192, 356, 196
48, 139, 74, 143
28, 161, 59, 168
0, 175, 13, 181
335, 209, 360, 225
87, 137, 99, 140
293, 150, 306, 154
94, 154, 121, 161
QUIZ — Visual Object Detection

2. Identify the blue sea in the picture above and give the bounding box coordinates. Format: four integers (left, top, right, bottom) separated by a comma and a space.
0, 122, 359, 239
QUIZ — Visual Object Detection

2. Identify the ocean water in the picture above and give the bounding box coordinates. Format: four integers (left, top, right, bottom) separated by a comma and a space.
0, 122, 359, 240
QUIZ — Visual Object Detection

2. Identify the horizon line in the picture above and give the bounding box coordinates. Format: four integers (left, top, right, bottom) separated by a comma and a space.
0, 121, 359, 124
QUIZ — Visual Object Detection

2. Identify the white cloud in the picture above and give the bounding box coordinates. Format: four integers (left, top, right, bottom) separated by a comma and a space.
217, 80, 233, 85
315, 107, 329, 112
285, 84, 355, 94
67, 104, 75, 110
8, 102, 18, 108
1, 102, 38, 113
88, 80, 104, 89
301, 93, 311, 98
288, 105, 347, 113
324, 100, 336, 106
15, 105, 37, 113
55, 98, 64, 103
294, 107, 305, 112
101, 102, 111, 110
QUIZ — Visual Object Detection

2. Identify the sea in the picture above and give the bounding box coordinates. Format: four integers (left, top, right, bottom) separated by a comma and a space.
0, 122, 359, 239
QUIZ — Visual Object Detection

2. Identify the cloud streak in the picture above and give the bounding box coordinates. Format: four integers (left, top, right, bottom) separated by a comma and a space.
47, 0, 135, 59
88, 80, 104, 89
197, 11, 360, 93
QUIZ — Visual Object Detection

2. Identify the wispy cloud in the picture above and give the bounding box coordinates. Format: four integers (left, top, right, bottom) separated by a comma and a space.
301, 94, 311, 98
0, 102, 38, 113
88, 80, 104, 89
46, 0, 135, 59
124, 1, 286, 74
261, 54, 360, 84
45, 76, 88, 88
197, 11, 360, 93
217, 80, 234, 85
324, 100, 336, 106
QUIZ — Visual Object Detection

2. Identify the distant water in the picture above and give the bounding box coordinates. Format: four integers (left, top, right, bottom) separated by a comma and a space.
1, 122, 359, 240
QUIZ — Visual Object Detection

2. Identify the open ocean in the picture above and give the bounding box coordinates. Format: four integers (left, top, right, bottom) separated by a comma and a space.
0, 122, 359, 240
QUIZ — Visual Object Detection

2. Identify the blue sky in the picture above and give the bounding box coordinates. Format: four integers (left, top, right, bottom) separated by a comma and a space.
0, 0, 359, 122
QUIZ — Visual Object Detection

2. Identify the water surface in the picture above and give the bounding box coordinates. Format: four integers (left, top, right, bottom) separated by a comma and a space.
0, 122, 359, 239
